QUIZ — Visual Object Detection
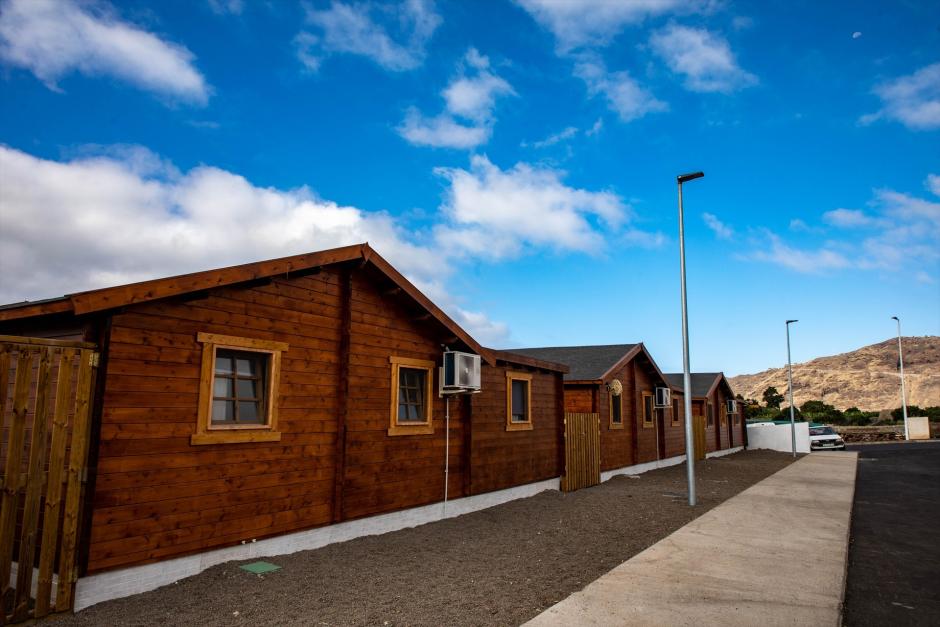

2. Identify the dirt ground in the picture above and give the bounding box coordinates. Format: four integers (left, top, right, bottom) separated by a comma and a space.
53, 450, 795, 627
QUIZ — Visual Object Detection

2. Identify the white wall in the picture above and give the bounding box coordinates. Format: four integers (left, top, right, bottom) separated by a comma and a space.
746, 422, 810, 453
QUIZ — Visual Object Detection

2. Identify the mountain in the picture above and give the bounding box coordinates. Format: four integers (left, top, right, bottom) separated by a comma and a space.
728, 336, 940, 412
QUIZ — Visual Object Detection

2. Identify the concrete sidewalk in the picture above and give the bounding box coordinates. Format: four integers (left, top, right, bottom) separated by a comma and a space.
526, 452, 858, 627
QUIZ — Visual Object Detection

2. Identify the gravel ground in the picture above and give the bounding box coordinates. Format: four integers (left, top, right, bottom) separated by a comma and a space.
53, 450, 796, 627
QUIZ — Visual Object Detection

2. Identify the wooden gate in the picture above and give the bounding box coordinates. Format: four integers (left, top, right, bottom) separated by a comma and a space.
561, 413, 600, 492
0, 336, 98, 623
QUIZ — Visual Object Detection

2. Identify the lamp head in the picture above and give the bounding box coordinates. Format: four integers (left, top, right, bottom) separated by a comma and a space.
677, 171, 704, 184
786, 319, 798, 324
891, 316, 899, 321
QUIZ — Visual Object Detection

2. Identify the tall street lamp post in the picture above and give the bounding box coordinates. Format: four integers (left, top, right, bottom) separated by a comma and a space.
786, 319, 798, 457
677, 171, 704, 506
892, 316, 909, 440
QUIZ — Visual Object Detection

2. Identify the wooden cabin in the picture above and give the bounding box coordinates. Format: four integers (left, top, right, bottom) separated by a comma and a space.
509, 344, 684, 485
664, 372, 745, 458
0, 243, 566, 614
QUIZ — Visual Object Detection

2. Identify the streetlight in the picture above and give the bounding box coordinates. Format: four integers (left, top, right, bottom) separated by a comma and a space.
677, 170, 703, 506
892, 316, 909, 440
786, 320, 798, 457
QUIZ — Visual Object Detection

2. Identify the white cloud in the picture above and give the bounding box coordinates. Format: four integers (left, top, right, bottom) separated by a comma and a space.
514, 0, 691, 51
296, 0, 440, 72
587, 117, 604, 136
207, 0, 244, 15
0, 0, 209, 104
749, 181, 940, 276
822, 208, 877, 228
649, 25, 757, 93
750, 232, 851, 274
574, 56, 667, 122
860, 62, 940, 130
526, 126, 579, 149
433, 155, 627, 259
0, 146, 645, 344
702, 212, 733, 239
927, 174, 940, 197
398, 109, 490, 149
398, 48, 514, 149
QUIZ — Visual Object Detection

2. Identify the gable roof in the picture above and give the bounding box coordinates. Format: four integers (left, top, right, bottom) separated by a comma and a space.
506, 343, 668, 384
0, 243, 553, 370
663, 372, 733, 398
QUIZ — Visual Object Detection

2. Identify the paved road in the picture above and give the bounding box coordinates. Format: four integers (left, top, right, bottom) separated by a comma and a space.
843, 441, 940, 626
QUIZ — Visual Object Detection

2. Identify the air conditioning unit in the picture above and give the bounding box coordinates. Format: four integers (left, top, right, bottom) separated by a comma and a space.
442, 351, 481, 392
654, 387, 671, 407
726, 399, 737, 414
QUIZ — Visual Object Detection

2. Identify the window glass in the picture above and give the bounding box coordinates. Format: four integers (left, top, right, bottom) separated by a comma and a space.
644, 394, 653, 424
397, 367, 427, 423
212, 348, 266, 425
672, 398, 680, 423
611, 395, 622, 424
511, 379, 528, 422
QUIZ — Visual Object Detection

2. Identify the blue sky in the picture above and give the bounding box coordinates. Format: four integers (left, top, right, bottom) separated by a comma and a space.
0, 0, 938, 376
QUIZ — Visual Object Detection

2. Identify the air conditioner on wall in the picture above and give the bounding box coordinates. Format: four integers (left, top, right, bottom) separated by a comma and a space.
654, 387, 671, 407
442, 351, 481, 392
726, 399, 737, 413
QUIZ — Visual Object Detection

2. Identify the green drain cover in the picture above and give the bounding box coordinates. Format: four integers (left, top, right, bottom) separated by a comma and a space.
240, 561, 281, 574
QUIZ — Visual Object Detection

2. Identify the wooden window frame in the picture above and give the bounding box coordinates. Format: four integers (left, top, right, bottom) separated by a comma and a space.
642, 392, 654, 429
505, 372, 533, 431
671, 398, 681, 425
609, 391, 624, 430
721, 400, 728, 427
706, 401, 714, 427
388, 356, 435, 436
193, 332, 287, 445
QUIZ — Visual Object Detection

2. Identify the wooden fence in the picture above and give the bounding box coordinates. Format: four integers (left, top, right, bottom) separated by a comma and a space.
0, 336, 98, 623
561, 412, 600, 492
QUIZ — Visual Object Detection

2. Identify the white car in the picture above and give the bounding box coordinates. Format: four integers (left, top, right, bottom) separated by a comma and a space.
809, 425, 845, 450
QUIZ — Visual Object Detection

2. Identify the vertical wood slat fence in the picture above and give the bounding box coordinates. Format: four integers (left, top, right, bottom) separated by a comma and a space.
0, 336, 97, 624
561, 413, 600, 492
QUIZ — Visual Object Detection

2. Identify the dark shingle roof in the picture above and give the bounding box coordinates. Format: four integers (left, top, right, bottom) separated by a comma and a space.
506, 344, 638, 381
663, 372, 723, 397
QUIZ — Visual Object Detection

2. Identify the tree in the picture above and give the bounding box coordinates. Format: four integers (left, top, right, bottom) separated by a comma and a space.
762, 386, 784, 409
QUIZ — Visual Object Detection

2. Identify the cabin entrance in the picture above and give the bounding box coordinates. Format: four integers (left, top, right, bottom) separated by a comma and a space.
561, 413, 600, 491
692, 413, 706, 460
0, 336, 99, 623
655, 409, 667, 459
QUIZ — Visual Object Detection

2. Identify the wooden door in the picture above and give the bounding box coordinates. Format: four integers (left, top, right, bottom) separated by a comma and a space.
693, 414, 706, 460
561, 413, 600, 492
655, 409, 666, 460
0, 336, 98, 623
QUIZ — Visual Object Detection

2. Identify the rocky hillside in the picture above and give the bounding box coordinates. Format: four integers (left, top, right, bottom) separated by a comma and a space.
729, 336, 940, 411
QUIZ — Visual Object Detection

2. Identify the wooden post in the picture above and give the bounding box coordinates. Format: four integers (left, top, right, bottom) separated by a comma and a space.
55, 350, 96, 612
0, 349, 34, 602
331, 266, 352, 523
34, 349, 75, 618
13, 347, 53, 620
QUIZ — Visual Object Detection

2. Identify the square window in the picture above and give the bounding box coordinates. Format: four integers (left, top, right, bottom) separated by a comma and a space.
388, 357, 434, 435
192, 333, 287, 446
211, 348, 267, 426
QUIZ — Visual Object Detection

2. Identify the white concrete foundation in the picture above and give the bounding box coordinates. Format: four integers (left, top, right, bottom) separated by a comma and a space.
747, 422, 810, 453
600, 454, 686, 483
707, 445, 744, 459
75, 476, 559, 611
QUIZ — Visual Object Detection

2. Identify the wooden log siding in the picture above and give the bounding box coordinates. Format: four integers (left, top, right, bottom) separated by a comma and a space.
468, 365, 561, 495
598, 361, 636, 472
2, 260, 564, 576
87, 270, 346, 572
